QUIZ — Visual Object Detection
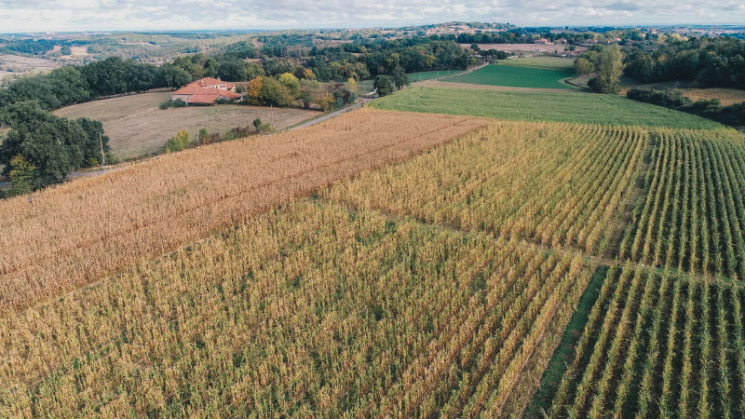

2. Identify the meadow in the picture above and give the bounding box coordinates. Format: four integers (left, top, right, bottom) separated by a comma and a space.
54, 92, 316, 159
369, 86, 727, 130
442, 64, 574, 89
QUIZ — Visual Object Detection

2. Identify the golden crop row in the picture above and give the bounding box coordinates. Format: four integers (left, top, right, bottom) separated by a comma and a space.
0, 199, 593, 417
0, 109, 486, 315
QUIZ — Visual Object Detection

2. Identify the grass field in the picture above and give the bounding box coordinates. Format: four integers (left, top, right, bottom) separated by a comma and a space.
441, 64, 575, 89
500, 56, 575, 71
54, 92, 317, 160
369, 87, 727, 130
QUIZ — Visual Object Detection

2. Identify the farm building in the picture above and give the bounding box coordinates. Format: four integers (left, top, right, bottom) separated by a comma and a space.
171, 77, 243, 105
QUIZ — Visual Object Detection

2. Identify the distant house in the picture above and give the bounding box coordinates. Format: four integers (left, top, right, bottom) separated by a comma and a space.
171, 77, 243, 105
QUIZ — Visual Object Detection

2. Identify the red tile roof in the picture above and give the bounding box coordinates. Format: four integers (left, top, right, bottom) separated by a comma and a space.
172, 77, 242, 104
188, 77, 235, 90
186, 94, 220, 105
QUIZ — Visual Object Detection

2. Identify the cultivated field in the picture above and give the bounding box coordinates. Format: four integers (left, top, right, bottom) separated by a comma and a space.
442, 64, 574, 89
54, 92, 317, 159
4, 69, 745, 417
370, 87, 726, 129
0, 109, 485, 314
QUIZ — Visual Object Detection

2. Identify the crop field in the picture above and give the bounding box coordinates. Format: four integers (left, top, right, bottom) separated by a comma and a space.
534, 267, 745, 418
0, 109, 485, 314
369, 87, 727, 130
441, 64, 574, 89
54, 92, 317, 159
4, 84, 745, 417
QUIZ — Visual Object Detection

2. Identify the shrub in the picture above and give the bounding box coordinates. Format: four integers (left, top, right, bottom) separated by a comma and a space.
164, 130, 191, 153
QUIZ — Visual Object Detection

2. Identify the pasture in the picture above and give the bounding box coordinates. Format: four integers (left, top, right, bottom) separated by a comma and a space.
441, 64, 574, 89
54, 92, 317, 159
369, 86, 726, 129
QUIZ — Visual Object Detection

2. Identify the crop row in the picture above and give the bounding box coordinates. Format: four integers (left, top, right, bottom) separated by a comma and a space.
621, 129, 745, 279
546, 265, 745, 418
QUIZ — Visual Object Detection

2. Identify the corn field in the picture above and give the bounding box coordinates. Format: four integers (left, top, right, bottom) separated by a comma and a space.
0, 109, 485, 315
0, 199, 593, 417
2, 104, 745, 417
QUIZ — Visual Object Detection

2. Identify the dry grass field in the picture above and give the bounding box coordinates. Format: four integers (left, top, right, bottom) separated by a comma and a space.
54, 92, 318, 159
680, 87, 745, 106
0, 109, 486, 314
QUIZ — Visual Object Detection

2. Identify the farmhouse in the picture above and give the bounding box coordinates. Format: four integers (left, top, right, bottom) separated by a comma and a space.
171, 77, 243, 105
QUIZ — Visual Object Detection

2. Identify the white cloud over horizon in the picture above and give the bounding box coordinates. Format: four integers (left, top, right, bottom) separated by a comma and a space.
0, 0, 743, 33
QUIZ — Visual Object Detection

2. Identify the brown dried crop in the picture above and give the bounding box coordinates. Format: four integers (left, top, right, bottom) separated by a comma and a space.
0, 109, 486, 314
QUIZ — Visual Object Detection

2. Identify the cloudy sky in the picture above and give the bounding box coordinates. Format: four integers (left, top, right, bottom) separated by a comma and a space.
0, 0, 744, 33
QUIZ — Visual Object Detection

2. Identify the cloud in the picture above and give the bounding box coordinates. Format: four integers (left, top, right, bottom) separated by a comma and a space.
0, 0, 743, 33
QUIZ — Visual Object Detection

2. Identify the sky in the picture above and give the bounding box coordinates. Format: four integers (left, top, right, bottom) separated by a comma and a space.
0, 0, 744, 33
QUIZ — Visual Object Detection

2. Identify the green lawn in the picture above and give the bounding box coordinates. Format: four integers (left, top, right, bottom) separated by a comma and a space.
368, 87, 727, 130
442, 64, 575, 89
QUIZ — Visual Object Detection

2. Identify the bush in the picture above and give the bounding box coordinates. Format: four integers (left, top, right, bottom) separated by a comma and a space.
160, 99, 186, 110
626, 87, 692, 108
164, 130, 191, 153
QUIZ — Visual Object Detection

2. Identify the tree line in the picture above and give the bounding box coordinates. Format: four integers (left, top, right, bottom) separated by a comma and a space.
623, 37, 745, 89
627, 87, 745, 127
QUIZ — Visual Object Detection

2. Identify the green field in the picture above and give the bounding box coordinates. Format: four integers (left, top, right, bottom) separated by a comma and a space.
358, 70, 462, 90
442, 64, 574, 89
499, 56, 575, 70
369, 87, 727, 130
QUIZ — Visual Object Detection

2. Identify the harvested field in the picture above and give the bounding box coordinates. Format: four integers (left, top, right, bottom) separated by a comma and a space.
54, 92, 317, 159
0, 109, 486, 314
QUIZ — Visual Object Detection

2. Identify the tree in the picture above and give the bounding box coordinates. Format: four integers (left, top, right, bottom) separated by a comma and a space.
245, 77, 264, 105
589, 44, 623, 94
160, 63, 192, 89
8, 154, 35, 196
374, 75, 394, 97
278, 72, 300, 98
0, 101, 88, 188
253, 118, 262, 132
217, 60, 247, 82
574, 57, 594, 75
392, 66, 409, 90
259, 77, 294, 107
75, 118, 110, 166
